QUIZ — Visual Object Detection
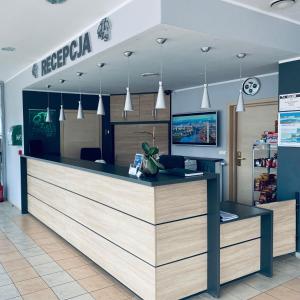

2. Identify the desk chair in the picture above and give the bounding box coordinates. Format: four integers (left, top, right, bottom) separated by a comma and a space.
159, 155, 185, 169
80, 148, 102, 162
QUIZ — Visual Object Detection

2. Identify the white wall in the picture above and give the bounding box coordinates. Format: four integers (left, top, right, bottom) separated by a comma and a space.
171, 73, 278, 200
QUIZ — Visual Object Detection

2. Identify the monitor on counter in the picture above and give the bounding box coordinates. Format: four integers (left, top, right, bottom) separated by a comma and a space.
172, 111, 218, 146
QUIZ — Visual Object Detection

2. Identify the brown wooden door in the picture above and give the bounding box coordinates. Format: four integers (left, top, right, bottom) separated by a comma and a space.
139, 94, 155, 121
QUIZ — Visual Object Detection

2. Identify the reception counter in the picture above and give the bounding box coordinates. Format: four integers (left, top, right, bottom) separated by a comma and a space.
20, 155, 296, 299
20, 155, 220, 299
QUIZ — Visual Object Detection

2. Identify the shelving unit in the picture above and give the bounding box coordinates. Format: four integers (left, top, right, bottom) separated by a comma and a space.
252, 143, 278, 205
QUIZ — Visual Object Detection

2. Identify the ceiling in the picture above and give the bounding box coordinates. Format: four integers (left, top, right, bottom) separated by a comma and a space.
0, 0, 128, 82
27, 24, 297, 95
222, 0, 300, 25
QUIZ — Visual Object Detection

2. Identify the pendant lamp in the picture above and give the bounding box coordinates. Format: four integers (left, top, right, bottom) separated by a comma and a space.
97, 63, 105, 115
59, 79, 66, 122
45, 85, 52, 123
236, 53, 246, 112
124, 51, 134, 112
201, 47, 211, 109
76, 72, 84, 119
155, 38, 167, 109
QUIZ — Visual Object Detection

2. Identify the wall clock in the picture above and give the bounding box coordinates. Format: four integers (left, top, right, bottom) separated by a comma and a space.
243, 77, 261, 96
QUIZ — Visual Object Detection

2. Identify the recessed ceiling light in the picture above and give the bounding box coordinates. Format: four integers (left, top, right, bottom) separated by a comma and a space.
270, 0, 296, 9
1, 47, 16, 52
141, 72, 160, 77
46, 0, 67, 4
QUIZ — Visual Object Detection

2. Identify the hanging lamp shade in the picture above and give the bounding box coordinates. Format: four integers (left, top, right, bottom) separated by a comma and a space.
124, 87, 133, 111
155, 81, 166, 109
77, 100, 84, 119
45, 107, 51, 123
236, 89, 245, 112
59, 105, 66, 121
201, 84, 211, 109
97, 94, 105, 115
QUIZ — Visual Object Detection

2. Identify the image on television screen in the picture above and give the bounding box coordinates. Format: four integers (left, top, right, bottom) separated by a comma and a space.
172, 112, 217, 145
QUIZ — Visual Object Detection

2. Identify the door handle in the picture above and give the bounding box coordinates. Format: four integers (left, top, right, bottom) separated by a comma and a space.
236, 157, 246, 166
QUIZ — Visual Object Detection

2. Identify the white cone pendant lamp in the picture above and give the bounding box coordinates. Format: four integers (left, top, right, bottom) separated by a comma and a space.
59, 79, 66, 122
155, 38, 167, 109
236, 53, 246, 112
45, 85, 52, 123
201, 84, 211, 109
156, 81, 166, 109
236, 90, 245, 112
77, 100, 84, 119
76, 72, 84, 119
124, 51, 134, 112
201, 47, 211, 109
97, 63, 105, 115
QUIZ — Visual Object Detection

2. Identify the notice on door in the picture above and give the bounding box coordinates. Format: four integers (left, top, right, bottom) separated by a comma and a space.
279, 93, 300, 112
278, 111, 300, 147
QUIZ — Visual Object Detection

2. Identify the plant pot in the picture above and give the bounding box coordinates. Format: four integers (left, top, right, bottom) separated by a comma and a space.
142, 158, 159, 177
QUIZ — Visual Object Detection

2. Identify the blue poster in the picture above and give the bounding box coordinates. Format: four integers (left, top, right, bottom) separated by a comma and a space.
278, 111, 300, 147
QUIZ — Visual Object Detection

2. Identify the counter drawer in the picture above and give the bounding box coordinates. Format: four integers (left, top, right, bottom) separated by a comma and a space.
220, 217, 261, 248
220, 239, 260, 284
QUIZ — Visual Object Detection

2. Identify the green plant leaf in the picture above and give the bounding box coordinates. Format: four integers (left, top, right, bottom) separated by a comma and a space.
148, 147, 159, 156
142, 142, 150, 155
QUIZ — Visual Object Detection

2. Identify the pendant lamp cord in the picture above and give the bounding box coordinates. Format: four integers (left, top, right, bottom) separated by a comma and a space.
160, 43, 163, 82
78, 76, 82, 102
204, 59, 207, 84
127, 56, 130, 88
99, 68, 102, 95
47, 91, 50, 107
239, 60, 242, 87
61, 92, 63, 105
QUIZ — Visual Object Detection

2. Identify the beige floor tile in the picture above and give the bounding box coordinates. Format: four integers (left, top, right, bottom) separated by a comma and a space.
8, 266, 39, 283
282, 277, 300, 292
0, 251, 23, 263
18, 246, 45, 258
34, 237, 63, 246
78, 274, 114, 292
57, 256, 89, 270
221, 280, 261, 299
2, 258, 31, 272
0, 244, 16, 254
40, 242, 69, 253
15, 277, 48, 295
22, 288, 58, 300
52, 281, 87, 300
250, 293, 277, 300
67, 264, 99, 280
266, 285, 300, 300
91, 285, 131, 300
48, 249, 79, 261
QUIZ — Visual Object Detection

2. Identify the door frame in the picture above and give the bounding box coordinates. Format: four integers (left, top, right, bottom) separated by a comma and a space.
228, 98, 277, 202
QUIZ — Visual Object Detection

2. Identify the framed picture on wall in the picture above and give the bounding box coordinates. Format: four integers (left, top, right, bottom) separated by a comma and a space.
278, 111, 300, 147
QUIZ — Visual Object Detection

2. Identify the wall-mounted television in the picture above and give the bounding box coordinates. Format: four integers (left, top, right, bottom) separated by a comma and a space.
172, 111, 218, 146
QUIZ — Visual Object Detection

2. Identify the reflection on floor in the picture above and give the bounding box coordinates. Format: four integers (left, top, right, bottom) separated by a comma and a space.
0, 201, 299, 300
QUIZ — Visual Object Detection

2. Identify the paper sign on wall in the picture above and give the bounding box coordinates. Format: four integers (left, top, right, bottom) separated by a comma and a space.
278, 111, 300, 147
279, 93, 300, 112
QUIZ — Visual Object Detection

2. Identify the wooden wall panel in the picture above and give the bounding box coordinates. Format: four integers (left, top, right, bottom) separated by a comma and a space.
155, 181, 207, 223
156, 216, 207, 265
258, 200, 296, 257
220, 239, 260, 284
220, 217, 261, 248
156, 254, 207, 300
28, 195, 156, 300
114, 123, 169, 167
27, 159, 156, 223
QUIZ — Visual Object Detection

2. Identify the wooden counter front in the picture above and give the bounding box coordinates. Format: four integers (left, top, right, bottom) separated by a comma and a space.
23, 157, 215, 300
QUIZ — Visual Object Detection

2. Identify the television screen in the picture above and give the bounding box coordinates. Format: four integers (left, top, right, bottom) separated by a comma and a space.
172, 112, 218, 146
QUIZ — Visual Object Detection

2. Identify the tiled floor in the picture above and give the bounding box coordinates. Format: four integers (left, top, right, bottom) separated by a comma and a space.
0, 202, 299, 300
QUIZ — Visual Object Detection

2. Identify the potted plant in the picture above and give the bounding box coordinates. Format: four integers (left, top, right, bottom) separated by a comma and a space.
141, 142, 164, 177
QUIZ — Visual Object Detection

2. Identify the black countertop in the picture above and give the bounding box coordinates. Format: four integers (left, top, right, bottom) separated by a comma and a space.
22, 155, 217, 187
220, 201, 272, 224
